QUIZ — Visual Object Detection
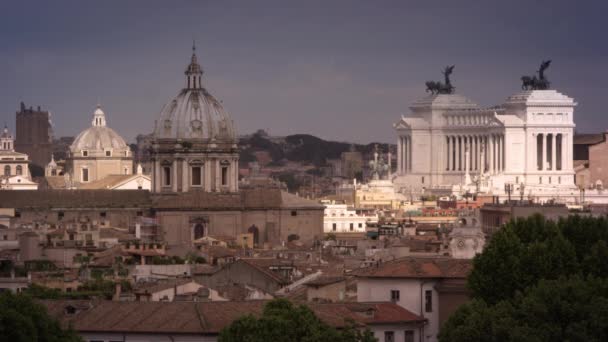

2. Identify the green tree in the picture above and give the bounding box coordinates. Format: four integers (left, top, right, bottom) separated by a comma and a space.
440, 276, 608, 342
440, 215, 608, 341
0, 292, 82, 342
219, 299, 376, 342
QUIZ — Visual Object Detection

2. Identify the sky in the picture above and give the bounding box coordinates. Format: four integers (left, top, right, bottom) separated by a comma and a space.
1, 0, 607, 144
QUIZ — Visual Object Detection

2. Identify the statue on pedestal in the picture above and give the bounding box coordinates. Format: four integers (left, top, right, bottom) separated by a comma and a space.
521, 60, 552, 90
425, 65, 455, 95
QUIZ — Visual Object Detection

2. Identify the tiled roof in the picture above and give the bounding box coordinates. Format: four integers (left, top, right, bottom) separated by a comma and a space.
42, 300, 423, 334
134, 278, 195, 294
353, 257, 472, 279
153, 188, 324, 210
238, 258, 292, 284
0, 190, 152, 209
305, 276, 345, 287
79, 174, 149, 190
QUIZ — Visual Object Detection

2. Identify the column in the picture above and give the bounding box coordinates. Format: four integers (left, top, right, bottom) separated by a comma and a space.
540, 134, 547, 171
154, 160, 160, 192
457, 136, 461, 171
182, 159, 189, 192
205, 161, 211, 192
403, 137, 408, 173
497, 135, 502, 172
408, 136, 412, 171
445, 136, 450, 171
172, 159, 178, 192
459, 136, 464, 171
451, 136, 456, 171
551, 133, 556, 171
397, 137, 403, 174
489, 135, 495, 174
473, 136, 478, 171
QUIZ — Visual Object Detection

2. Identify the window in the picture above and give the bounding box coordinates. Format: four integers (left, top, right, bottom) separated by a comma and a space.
100, 212, 106, 218
123, 167, 128, 175
82, 150, 88, 157
425, 290, 433, 312
16, 165, 22, 175
221, 166, 228, 186
404, 330, 414, 342
384, 331, 394, 342
82, 168, 89, 182
105, 150, 111, 157
192, 166, 202, 186
549, 176, 552, 184
390, 290, 400, 302
358, 223, 363, 228
332, 223, 337, 231
163, 166, 171, 186
291, 210, 297, 216
3, 165, 9, 176
539, 176, 542, 184
421, 176, 425, 184
137, 211, 143, 217
14, 211, 20, 218
515, 176, 519, 184
558, 176, 561, 184
350, 223, 354, 231
58, 211, 64, 220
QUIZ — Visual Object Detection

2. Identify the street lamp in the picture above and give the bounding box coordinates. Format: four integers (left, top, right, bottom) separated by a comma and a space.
519, 183, 525, 202
504, 183, 514, 203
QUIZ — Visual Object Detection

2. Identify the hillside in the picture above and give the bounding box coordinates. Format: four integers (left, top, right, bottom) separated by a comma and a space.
238, 130, 390, 167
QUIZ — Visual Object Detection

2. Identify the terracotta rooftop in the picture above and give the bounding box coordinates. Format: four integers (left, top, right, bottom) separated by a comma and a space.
134, 278, 196, 294
78, 174, 148, 190
42, 300, 423, 334
0, 190, 151, 209
353, 257, 472, 279
305, 276, 345, 287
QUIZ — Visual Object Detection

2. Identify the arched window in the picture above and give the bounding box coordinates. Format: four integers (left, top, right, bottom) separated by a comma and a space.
16, 165, 22, 176
193, 223, 206, 240
3, 165, 10, 176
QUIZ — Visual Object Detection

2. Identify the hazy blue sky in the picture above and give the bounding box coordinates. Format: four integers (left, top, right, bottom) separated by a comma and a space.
1, 1, 607, 143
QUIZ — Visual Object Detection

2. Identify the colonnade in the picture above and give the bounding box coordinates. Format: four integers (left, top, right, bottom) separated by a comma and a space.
445, 134, 505, 174
397, 136, 412, 174
536, 133, 565, 171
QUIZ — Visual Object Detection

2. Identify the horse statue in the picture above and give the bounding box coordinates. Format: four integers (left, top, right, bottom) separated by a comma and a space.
425, 65, 455, 94
521, 60, 551, 90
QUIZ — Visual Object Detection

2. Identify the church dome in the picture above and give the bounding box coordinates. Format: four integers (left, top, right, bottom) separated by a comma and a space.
70, 105, 129, 152
153, 45, 236, 142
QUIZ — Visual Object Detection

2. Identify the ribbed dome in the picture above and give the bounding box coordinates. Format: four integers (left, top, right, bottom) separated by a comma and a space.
70, 105, 129, 152
153, 46, 236, 142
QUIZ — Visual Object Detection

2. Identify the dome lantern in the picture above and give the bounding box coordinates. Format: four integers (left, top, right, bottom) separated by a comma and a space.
185, 41, 203, 90
92, 104, 107, 127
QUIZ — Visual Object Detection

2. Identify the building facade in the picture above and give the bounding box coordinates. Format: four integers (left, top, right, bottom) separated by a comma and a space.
150, 45, 239, 193
0, 125, 37, 190
15, 102, 52, 169
68, 105, 133, 184
394, 90, 577, 201
321, 200, 376, 233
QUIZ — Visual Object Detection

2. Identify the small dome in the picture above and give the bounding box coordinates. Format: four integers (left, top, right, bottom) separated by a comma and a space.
153, 47, 236, 142
70, 105, 129, 152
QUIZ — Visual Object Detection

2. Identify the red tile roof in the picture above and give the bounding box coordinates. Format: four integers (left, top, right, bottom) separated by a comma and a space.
42, 300, 423, 334
353, 257, 472, 279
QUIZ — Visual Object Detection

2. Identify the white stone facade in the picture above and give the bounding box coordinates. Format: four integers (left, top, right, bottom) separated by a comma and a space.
322, 201, 377, 233
394, 90, 578, 201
